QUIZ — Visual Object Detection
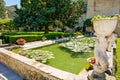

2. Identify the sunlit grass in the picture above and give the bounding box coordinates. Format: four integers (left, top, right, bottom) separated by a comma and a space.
34, 43, 93, 74
12, 40, 94, 74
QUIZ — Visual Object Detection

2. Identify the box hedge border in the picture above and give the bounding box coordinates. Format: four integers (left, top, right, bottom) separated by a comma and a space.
2, 32, 74, 43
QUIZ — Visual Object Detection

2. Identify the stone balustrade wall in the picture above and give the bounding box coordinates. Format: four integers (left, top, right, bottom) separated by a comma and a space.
0, 48, 79, 80
0, 43, 116, 80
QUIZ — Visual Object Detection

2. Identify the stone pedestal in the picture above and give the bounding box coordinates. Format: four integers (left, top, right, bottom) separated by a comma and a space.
88, 18, 118, 80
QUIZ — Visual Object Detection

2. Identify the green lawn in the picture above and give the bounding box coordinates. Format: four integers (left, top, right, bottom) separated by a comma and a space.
116, 38, 120, 79
12, 41, 94, 74
33, 43, 93, 74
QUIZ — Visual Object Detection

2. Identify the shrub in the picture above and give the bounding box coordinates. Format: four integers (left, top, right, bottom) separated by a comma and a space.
60, 37, 96, 52
9, 35, 43, 43
84, 18, 93, 27
1, 31, 44, 35
116, 38, 120, 79
0, 18, 13, 30
1, 32, 75, 43
18, 50, 54, 63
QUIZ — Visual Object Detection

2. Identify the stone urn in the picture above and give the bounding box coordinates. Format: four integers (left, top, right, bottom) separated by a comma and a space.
93, 18, 118, 36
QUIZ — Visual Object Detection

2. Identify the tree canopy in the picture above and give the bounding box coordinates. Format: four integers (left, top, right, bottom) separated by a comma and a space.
14, 0, 85, 33
0, 0, 6, 19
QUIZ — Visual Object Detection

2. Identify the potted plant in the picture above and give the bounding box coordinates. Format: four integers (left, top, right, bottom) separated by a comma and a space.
16, 38, 26, 45
91, 15, 118, 36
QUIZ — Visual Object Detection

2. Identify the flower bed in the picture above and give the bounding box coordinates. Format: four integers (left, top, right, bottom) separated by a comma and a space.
60, 37, 96, 52
18, 50, 54, 63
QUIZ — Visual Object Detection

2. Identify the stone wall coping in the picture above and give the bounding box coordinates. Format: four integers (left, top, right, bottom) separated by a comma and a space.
0, 48, 85, 80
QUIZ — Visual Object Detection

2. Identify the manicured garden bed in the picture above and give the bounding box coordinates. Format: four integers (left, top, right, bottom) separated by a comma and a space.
12, 37, 95, 74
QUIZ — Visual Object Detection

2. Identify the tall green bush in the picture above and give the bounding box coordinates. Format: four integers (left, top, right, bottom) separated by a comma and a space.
0, 18, 13, 30
116, 38, 120, 79
0, 0, 6, 18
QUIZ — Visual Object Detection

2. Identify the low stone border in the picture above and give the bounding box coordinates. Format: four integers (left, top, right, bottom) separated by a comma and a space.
0, 48, 88, 80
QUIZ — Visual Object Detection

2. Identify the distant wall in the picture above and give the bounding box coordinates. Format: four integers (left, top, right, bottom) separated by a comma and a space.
115, 20, 120, 36
87, 0, 120, 18
86, 0, 120, 36
6, 5, 17, 19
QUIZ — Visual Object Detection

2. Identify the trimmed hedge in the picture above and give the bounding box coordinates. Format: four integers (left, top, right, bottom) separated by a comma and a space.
1, 31, 44, 35
1, 32, 74, 44
9, 35, 43, 43
116, 38, 120, 79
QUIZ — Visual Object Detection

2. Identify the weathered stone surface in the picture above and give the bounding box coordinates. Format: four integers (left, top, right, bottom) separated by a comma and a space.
87, 0, 120, 18
0, 48, 87, 80
115, 20, 120, 36
0, 41, 116, 80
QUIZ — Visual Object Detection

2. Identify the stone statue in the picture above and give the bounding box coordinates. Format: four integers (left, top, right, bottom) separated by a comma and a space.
88, 34, 109, 80
92, 34, 109, 80
107, 33, 117, 52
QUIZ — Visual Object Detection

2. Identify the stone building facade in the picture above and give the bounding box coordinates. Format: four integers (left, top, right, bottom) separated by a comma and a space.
86, 0, 120, 18
85, 0, 120, 36
6, 5, 17, 19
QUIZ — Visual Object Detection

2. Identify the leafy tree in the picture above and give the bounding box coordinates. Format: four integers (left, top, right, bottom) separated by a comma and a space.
0, 0, 6, 19
14, 0, 85, 33
0, 18, 13, 30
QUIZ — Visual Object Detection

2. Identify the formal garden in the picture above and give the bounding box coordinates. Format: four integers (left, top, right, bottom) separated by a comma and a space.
0, 0, 120, 80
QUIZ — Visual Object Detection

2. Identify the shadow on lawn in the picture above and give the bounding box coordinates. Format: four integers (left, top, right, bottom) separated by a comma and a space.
59, 46, 93, 58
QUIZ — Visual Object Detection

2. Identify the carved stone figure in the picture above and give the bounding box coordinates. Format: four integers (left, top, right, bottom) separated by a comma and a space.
107, 33, 117, 51
90, 34, 108, 80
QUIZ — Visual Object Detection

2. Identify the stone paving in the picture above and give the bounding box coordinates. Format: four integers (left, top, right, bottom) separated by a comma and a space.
22, 35, 83, 50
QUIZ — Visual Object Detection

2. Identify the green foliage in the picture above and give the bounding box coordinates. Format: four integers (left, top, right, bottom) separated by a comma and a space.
1, 31, 73, 43
14, 0, 85, 33
84, 18, 93, 27
18, 49, 54, 63
0, 18, 14, 30
34, 43, 93, 74
60, 37, 96, 52
0, 18, 11, 24
9, 35, 43, 43
91, 15, 117, 22
116, 38, 120, 79
12, 39, 94, 74
0, 0, 6, 18
1, 31, 44, 35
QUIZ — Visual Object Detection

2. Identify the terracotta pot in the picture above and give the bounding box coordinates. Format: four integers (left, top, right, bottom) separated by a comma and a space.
16, 38, 26, 45
93, 19, 117, 36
